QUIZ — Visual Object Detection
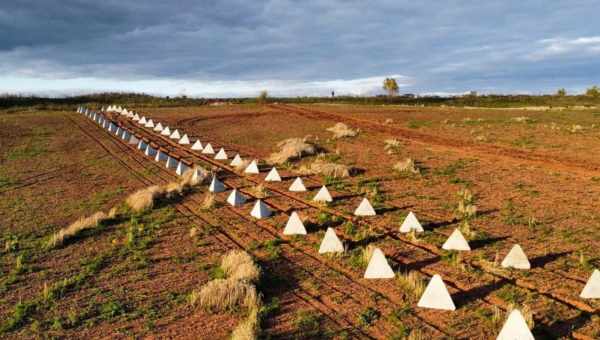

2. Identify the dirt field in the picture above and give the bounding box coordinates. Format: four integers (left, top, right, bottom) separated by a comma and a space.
2, 102, 600, 339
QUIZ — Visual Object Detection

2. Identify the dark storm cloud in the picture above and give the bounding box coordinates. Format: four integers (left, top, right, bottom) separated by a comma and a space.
1, 0, 600, 95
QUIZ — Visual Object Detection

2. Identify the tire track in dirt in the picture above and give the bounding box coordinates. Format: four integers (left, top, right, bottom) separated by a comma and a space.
100, 111, 596, 338
271, 103, 600, 177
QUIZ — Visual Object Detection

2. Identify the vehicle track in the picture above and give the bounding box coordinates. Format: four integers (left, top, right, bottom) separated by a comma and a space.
270, 103, 600, 177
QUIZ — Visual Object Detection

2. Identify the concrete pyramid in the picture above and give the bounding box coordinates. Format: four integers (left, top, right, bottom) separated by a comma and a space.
121, 131, 130, 141
165, 156, 178, 169
289, 177, 307, 192
354, 198, 376, 216
179, 134, 190, 145
215, 148, 228, 160
209, 176, 226, 193
202, 143, 215, 154
226, 189, 246, 207
145, 146, 157, 158
170, 129, 181, 140
501, 244, 530, 270
364, 248, 395, 279
417, 274, 456, 311
155, 150, 168, 163
176, 161, 189, 176
318, 228, 344, 254
154, 122, 164, 132
265, 167, 282, 182
283, 211, 307, 235
250, 199, 271, 219
442, 229, 471, 251
133, 114, 140, 121
244, 160, 260, 174
139, 117, 147, 125
161, 126, 171, 136
230, 154, 243, 166
399, 212, 424, 233
496, 309, 534, 340
137, 140, 148, 152
580, 269, 600, 299
115, 127, 122, 136
145, 119, 155, 128
191, 140, 203, 150
313, 186, 333, 202
128, 135, 140, 145
190, 168, 206, 185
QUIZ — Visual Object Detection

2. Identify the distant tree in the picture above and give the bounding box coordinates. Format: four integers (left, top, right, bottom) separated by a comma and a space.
586, 86, 600, 97
556, 88, 566, 96
382, 78, 399, 96
257, 90, 268, 103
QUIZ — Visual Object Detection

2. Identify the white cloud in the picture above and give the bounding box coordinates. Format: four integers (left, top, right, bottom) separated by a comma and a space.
527, 36, 600, 60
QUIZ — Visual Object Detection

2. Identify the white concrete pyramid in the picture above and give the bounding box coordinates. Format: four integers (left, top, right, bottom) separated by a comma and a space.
364, 248, 395, 279
121, 131, 130, 141
250, 199, 271, 219
139, 117, 147, 125
145, 119, 155, 128
209, 176, 226, 193
501, 244, 531, 270
244, 160, 260, 174
580, 269, 600, 299
417, 274, 456, 311
399, 212, 424, 233
161, 126, 171, 136
137, 140, 148, 152
230, 154, 243, 166
133, 114, 140, 121
283, 212, 307, 235
215, 148, 228, 160
170, 129, 181, 140
155, 150, 168, 163
154, 122, 164, 132
191, 140, 203, 150
202, 143, 215, 154
318, 228, 344, 254
129, 135, 140, 145
354, 198, 376, 216
496, 309, 534, 340
165, 156, 178, 169
115, 127, 122, 136
145, 146, 157, 158
179, 134, 190, 145
289, 177, 307, 192
313, 186, 333, 202
192, 139, 204, 150
265, 167, 282, 182
442, 229, 471, 251
176, 161, 189, 176
226, 189, 246, 207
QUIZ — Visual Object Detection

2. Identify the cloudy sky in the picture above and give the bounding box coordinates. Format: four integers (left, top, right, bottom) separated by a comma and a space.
1, 1, 599, 97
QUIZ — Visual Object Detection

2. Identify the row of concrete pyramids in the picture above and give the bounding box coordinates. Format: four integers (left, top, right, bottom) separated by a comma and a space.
81, 106, 600, 337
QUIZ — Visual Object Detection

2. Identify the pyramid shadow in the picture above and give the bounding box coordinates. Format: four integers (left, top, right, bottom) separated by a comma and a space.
541, 312, 592, 338
332, 193, 362, 200
452, 279, 509, 306
423, 218, 460, 231
374, 205, 401, 214
530, 251, 571, 269
400, 255, 441, 272
478, 208, 499, 217
470, 236, 509, 250
304, 219, 344, 233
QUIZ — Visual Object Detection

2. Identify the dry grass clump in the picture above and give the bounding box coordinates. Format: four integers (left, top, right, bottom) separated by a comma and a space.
267, 137, 317, 164
191, 279, 259, 312
221, 250, 261, 283
397, 271, 425, 301
249, 183, 269, 198
362, 244, 376, 265
298, 157, 351, 178
125, 185, 166, 212
231, 307, 260, 340
201, 193, 216, 210
327, 122, 359, 139
234, 159, 252, 171
393, 158, 420, 174
48, 211, 108, 248
181, 166, 209, 187
384, 139, 402, 154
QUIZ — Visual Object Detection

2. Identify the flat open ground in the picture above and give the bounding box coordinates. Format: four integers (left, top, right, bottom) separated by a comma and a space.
2, 102, 600, 339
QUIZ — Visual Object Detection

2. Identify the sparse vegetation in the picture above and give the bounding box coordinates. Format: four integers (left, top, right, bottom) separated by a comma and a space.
327, 122, 358, 139
47, 211, 109, 248
393, 158, 420, 175
267, 137, 318, 164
